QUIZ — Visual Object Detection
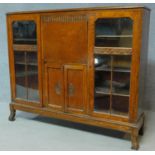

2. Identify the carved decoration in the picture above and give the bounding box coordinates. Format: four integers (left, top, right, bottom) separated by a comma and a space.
13, 44, 37, 52
94, 47, 132, 55
42, 15, 88, 23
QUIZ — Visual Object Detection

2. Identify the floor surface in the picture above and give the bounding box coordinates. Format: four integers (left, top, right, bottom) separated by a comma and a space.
0, 102, 154, 151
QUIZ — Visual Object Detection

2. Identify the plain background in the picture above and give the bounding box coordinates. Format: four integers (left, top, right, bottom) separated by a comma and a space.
0, 3, 154, 111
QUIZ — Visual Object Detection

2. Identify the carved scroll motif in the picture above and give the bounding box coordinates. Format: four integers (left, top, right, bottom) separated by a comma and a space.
94, 47, 132, 55
13, 44, 37, 52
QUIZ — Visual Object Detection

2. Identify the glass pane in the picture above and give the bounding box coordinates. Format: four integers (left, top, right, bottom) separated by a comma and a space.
27, 52, 38, 66
95, 55, 111, 94
94, 55, 111, 113
95, 71, 111, 94
14, 52, 25, 65
95, 55, 111, 71
94, 94, 110, 113
15, 64, 27, 99
112, 95, 129, 116
113, 55, 131, 71
112, 55, 131, 95
27, 65, 39, 101
13, 21, 37, 44
112, 72, 130, 95
95, 18, 133, 47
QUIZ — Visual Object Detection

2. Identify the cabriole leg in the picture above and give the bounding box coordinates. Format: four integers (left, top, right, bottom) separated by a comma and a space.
9, 104, 16, 121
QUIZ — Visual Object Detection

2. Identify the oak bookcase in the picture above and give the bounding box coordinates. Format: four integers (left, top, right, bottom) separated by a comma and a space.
7, 6, 150, 149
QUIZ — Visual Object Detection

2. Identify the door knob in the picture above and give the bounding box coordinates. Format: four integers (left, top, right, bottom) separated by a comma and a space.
44, 59, 47, 64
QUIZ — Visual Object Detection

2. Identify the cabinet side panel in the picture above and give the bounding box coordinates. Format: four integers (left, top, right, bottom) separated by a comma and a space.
138, 9, 150, 116
7, 15, 15, 101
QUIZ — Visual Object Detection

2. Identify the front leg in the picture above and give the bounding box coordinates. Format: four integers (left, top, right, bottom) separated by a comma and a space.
131, 128, 139, 150
9, 104, 16, 121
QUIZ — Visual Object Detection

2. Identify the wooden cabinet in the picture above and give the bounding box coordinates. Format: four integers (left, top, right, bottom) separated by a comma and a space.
7, 6, 150, 150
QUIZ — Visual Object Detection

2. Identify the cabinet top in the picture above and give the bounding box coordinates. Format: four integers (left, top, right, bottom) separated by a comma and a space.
6, 5, 150, 15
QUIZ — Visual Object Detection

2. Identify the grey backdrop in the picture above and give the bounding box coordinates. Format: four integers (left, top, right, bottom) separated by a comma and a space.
0, 3, 154, 110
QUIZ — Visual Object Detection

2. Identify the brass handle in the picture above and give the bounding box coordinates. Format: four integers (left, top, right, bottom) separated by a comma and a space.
68, 83, 75, 96
44, 59, 47, 64
55, 82, 61, 95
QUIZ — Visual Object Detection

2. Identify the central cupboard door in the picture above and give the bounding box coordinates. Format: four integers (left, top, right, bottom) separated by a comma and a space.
44, 64, 87, 114
41, 13, 88, 114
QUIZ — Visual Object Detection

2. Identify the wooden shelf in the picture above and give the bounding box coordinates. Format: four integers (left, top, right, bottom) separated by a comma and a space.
113, 68, 130, 73
94, 109, 110, 114
95, 86, 130, 97
95, 91, 110, 96
112, 93, 130, 97
95, 91, 129, 97
16, 71, 38, 77
13, 44, 37, 52
14, 38, 36, 42
95, 68, 130, 73
94, 47, 132, 55
15, 62, 38, 66
95, 68, 111, 72
96, 35, 133, 38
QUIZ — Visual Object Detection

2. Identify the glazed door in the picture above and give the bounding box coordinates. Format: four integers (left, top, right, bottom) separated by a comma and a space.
89, 10, 143, 122
93, 16, 133, 120
8, 14, 42, 107
64, 65, 87, 114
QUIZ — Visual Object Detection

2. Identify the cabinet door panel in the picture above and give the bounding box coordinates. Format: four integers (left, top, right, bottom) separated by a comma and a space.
89, 11, 139, 122
45, 65, 64, 110
8, 14, 42, 107
64, 65, 87, 114
41, 14, 88, 64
